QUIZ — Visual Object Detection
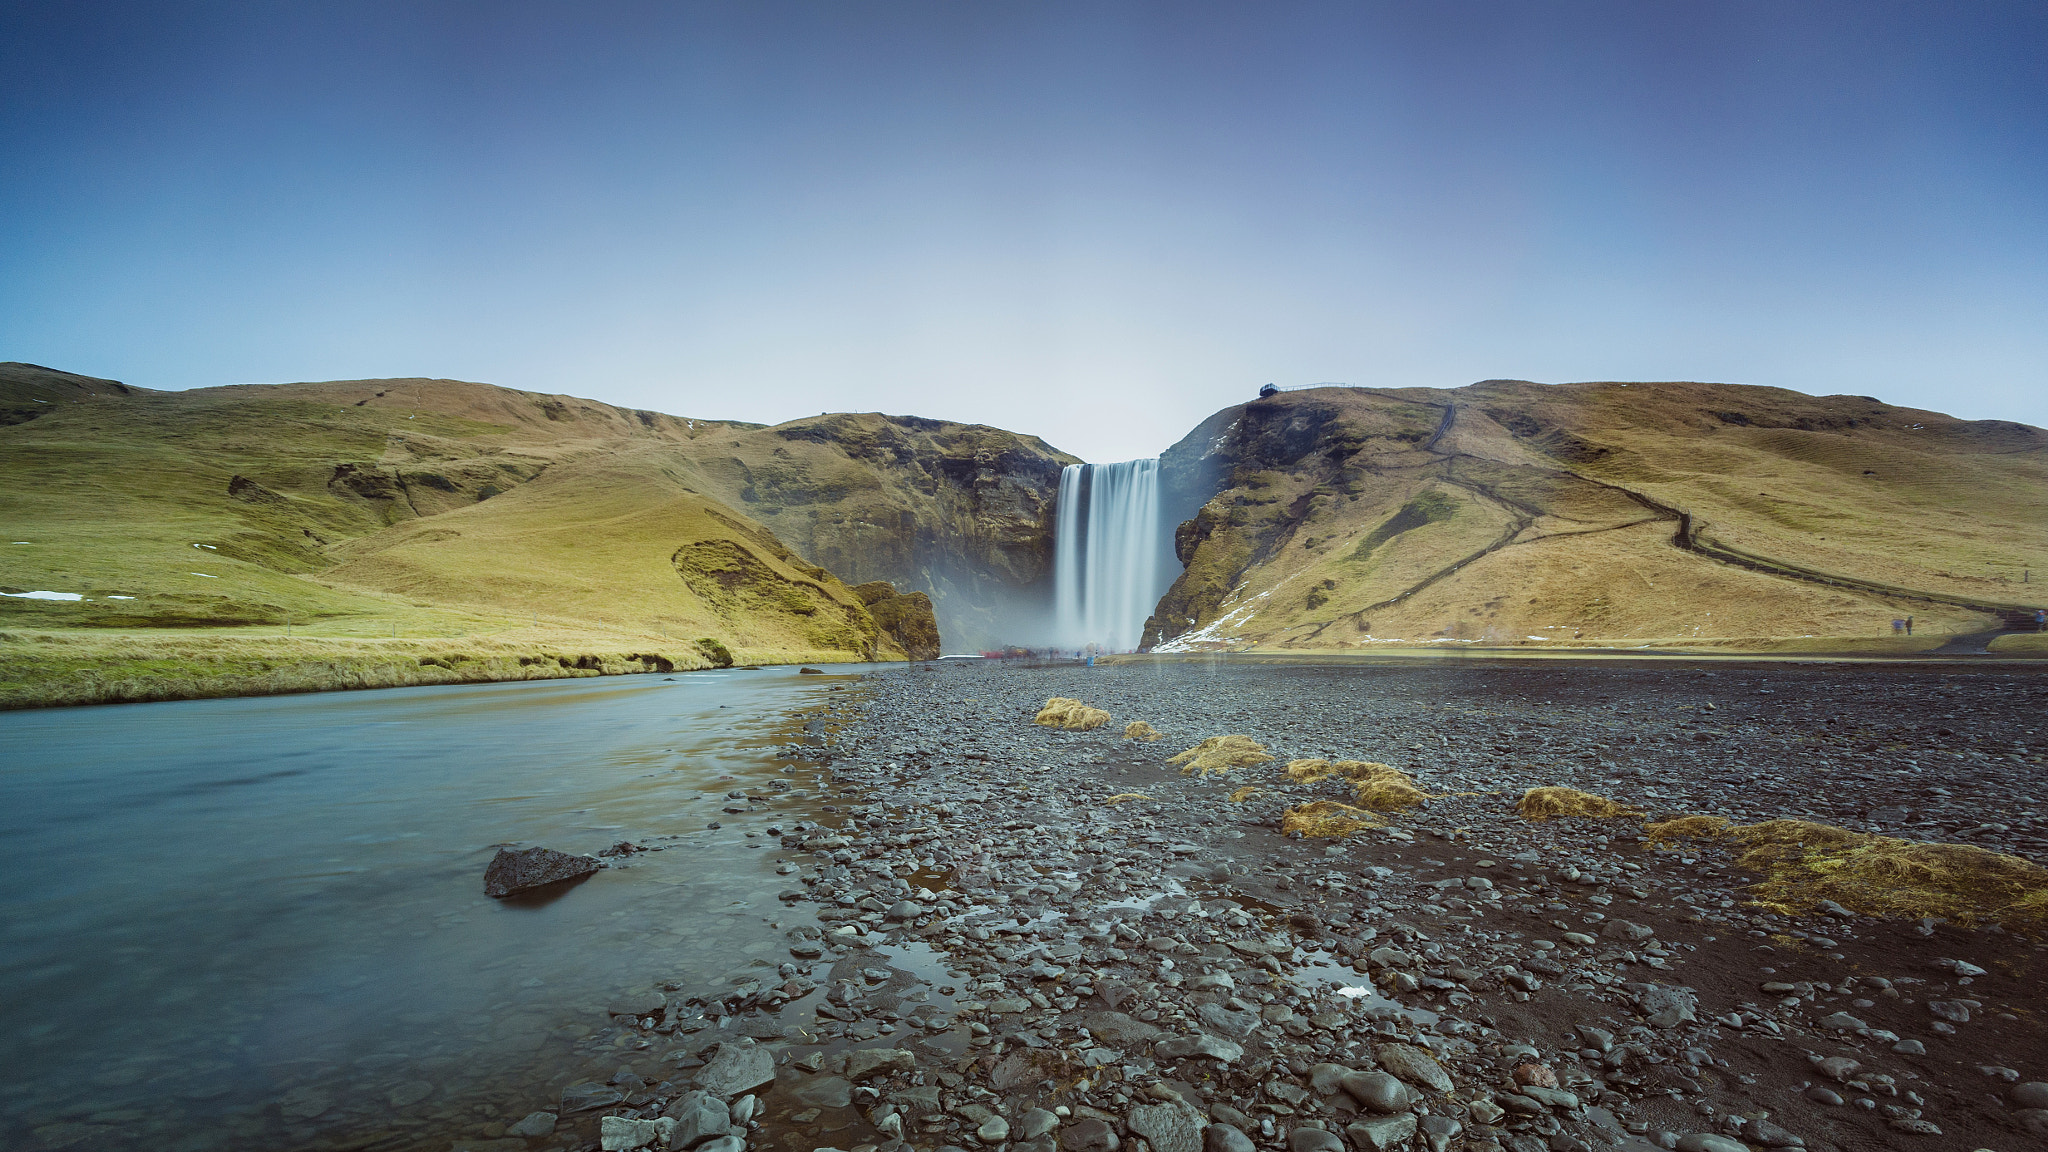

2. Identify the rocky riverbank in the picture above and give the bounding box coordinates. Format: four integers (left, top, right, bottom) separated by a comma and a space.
520, 659, 2048, 1152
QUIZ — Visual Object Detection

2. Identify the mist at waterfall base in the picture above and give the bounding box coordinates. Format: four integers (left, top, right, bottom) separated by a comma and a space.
1050, 460, 1178, 652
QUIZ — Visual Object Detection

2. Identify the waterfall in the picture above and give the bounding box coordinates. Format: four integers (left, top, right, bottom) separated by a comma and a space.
1052, 459, 1171, 651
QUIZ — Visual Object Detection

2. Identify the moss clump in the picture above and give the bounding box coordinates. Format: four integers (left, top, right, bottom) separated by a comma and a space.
1644, 816, 2048, 928
1282, 800, 1383, 838
695, 637, 735, 667
1034, 697, 1111, 730
1103, 792, 1152, 806
1169, 735, 1275, 776
1285, 758, 1429, 811
1227, 785, 1262, 803
1517, 786, 1644, 820
1124, 720, 1164, 742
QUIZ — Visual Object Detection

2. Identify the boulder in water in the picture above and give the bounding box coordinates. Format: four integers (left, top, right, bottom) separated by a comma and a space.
484, 846, 601, 897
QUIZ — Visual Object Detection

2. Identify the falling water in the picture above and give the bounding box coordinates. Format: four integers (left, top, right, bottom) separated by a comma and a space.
1053, 460, 1172, 650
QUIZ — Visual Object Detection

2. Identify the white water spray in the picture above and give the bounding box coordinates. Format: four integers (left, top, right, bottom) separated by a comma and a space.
1052, 460, 1172, 650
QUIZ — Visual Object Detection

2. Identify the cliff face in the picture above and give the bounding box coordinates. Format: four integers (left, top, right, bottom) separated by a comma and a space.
1144, 382, 2047, 648
667, 414, 1078, 652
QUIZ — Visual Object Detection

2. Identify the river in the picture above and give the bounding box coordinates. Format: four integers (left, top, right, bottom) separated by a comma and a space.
0, 667, 870, 1151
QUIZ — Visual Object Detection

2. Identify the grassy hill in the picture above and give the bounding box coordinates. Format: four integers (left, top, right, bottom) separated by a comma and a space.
1147, 381, 2048, 652
0, 364, 947, 705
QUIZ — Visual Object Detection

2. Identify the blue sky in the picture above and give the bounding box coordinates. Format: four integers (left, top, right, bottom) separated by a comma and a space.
4, 1, 2043, 461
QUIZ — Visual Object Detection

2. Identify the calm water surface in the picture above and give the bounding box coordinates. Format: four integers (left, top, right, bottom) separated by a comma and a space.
0, 668, 868, 1151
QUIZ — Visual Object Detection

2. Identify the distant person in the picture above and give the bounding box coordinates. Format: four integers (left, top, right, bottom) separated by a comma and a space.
2035, 608, 2045, 631
1905, 616, 1914, 635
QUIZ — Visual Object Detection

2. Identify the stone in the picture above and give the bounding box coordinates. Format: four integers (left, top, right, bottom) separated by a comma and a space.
1061, 1118, 1120, 1152
1468, 1098, 1507, 1125
1080, 1011, 1170, 1046
1346, 1115, 1418, 1152
483, 846, 601, 897
790, 1076, 853, 1109
1885, 1117, 1942, 1136
695, 1137, 746, 1152
2015, 1082, 2048, 1110
1745, 1118, 1804, 1148
845, 1048, 916, 1082
507, 1112, 557, 1138
1634, 985, 1698, 1029
1286, 1128, 1345, 1152
600, 1115, 676, 1151
1308, 1063, 1350, 1095
1156, 1034, 1244, 1063
665, 1090, 734, 1145
1674, 1136, 1746, 1152
610, 991, 667, 1018
561, 1081, 625, 1112
1196, 1003, 1260, 1039
1339, 1071, 1415, 1114
1374, 1042, 1454, 1093
978, 1116, 1012, 1144
1891, 1039, 1926, 1055
389, 1081, 434, 1107
1927, 1000, 1970, 1023
729, 1095, 756, 1125
1815, 1057, 1860, 1083
1818, 1012, 1868, 1033
695, 1039, 775, 1098
1512, 1064, 1557, 1088
1019, 1109, 1062, 1141
1418, 1115, 1462, 1152
1129, 1100, 1208, 1152
2016, 1109, 2048, 1139
1804, 1087, 1844, 1106
1601, 920, 1654, 942
1205, 1125, 1256, 1152
1518, 1087, 1578, 1110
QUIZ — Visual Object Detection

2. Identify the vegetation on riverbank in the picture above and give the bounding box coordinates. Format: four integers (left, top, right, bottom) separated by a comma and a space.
0, 626, 868, 709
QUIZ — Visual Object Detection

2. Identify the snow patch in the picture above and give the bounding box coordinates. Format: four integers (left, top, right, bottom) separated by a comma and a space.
192, 543, 216, 550
2, 591, 83, 601
190, 572, 218, 578
107, 595, 136, 600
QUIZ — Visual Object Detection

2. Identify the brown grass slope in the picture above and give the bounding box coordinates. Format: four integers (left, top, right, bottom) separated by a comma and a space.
1146, 382, 2046, 649
0, 368, 937, 703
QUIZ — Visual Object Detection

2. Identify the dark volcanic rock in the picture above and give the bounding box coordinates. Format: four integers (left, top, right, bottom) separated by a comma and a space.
482, 846, 601, 897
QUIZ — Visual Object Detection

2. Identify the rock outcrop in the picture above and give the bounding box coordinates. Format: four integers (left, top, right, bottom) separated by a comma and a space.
851, 581, 942, 660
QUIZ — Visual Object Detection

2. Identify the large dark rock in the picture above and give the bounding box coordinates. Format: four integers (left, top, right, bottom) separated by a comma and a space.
852, 582, 943, 659
483, 847, 601, 897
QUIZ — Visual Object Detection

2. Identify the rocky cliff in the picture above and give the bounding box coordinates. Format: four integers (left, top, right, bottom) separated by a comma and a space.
1144, 382, 2047, 649
665, 413, 1077, 652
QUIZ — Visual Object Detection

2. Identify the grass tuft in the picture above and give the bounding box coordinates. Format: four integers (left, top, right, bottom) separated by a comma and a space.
1517, 786, 1644, 820
1123, 720, 1164, 742
1281, 800, 1383, 838
1035, 697, 1111, 730
1644, 816, 2048, 929
1169, 734, 1275, 776
1285, 758, 1429, 810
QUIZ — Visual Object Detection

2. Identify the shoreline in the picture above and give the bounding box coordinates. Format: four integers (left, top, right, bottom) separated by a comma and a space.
0, 628, 887, 710
640, 657, 2047, 1152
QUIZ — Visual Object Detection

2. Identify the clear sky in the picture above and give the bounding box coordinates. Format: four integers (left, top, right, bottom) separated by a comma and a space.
4, 2, 2044, 462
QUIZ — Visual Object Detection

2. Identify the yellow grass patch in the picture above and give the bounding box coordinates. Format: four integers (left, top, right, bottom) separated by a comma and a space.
1035, 697, 1111, 730
1124, 720, 1164, 742
1644, 816, 2048, 928
1169, 735, 1275, 776
1103, 792, 1153, 806
1226, 786, 1262, 803
1284, 758, 1429, 811
1281, 801, 1383, 838
1517, 786, 1644, 820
